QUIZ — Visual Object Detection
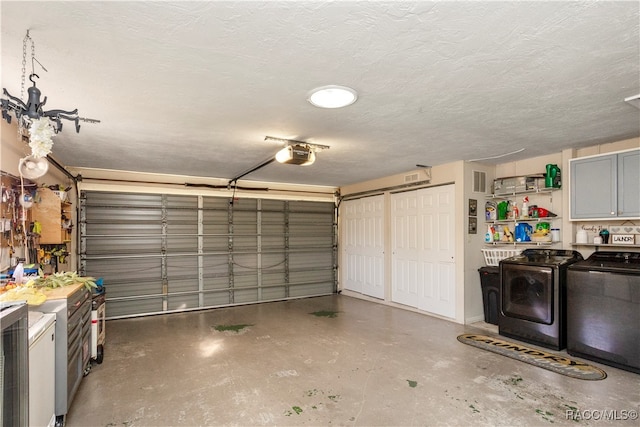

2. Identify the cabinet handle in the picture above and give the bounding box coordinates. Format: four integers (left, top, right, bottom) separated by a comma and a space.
611, 211, 615, 215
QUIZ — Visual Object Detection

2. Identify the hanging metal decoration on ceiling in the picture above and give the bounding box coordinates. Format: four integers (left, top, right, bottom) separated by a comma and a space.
0, 30, 100, 148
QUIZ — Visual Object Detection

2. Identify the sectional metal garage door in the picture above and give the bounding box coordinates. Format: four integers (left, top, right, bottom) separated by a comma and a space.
79, 191, 336, 318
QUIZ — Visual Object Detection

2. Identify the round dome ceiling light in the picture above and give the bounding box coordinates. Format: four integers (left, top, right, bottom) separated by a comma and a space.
307, 85, 358, 108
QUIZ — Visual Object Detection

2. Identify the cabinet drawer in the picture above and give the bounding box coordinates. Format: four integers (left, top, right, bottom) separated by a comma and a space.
67, 287, 90, 318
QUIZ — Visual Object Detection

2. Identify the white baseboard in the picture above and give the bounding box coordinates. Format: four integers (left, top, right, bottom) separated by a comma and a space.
465, 314, 486, 325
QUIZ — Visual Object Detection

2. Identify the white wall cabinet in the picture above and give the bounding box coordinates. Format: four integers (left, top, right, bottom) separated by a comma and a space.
570, 149, 640, 220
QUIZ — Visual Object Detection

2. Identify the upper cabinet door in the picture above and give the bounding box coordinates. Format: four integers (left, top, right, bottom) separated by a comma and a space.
618, 150, 640, 218
570, 154, 617, 219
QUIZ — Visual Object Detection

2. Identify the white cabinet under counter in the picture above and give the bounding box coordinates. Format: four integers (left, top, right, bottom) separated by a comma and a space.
28, 311, 56, 427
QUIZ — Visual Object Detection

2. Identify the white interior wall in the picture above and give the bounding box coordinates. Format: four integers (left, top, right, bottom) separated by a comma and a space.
462, 161, 496, 324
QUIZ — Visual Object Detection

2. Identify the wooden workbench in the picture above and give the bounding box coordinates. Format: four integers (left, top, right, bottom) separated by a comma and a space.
40, 282, 85, 300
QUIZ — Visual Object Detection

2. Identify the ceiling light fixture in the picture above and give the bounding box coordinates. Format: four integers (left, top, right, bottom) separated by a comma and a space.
265, 136, 330, 166
1, 30, 100, 159
307, 85, 358, 108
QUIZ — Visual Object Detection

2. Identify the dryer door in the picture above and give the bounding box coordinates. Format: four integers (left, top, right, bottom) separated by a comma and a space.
502, 264, 554, 324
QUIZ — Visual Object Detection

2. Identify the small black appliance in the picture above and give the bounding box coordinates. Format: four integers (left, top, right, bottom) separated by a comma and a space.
567, 251, 640, 374
498, 249, 583, 350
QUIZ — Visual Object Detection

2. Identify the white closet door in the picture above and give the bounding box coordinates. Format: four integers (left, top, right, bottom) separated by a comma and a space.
341, 196, 385, 299
417, 185, 456, 317
391, 185, 456, 318
391, 191, 420, 307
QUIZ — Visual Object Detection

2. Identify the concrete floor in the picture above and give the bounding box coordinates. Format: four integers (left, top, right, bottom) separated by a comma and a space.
66, 295, 639, 426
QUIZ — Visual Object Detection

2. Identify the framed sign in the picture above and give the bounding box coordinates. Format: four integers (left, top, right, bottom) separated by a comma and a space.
611, 234, 635, 245
469, 199, 477, 217
468, 217, 477, 234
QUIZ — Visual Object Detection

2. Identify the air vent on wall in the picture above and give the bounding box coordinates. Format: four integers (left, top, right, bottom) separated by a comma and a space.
473, 170, 486, 193
404, 173, 419, 183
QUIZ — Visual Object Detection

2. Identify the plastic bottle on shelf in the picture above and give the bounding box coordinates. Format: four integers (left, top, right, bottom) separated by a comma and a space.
503, 226, 514, 242
512, 203, 520, 220
485, 225, 494, 243
493, 224, 501, 242
522, 196, 529, 219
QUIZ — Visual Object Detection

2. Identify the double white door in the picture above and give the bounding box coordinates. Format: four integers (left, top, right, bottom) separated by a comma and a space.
391, 185, 456, 318
341, 185, 456, 318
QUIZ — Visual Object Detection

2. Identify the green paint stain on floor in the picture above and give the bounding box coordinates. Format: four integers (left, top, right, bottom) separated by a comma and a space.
509, 376, 523, 385
536, 409, 555, 423
292, 406, 303, 415
407, 380, 418, 388
214, 324, 253, 332
310, 310, 339, 318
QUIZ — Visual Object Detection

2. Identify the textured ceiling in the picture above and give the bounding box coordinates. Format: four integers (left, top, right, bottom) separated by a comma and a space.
1, 1, 639, 187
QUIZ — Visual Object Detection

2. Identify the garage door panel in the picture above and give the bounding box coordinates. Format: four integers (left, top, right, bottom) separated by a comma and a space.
261, 286, 287, 300
107, 298, 164, 318
202, 238, 230, 252
84, 258, 160, 284
166, 236, 198, 252
290, 251, 332, 268
204, 277, 232, 290
231, 253, 257, 269
167, 255, 198, 267
202, 255, 231, 276
232, 274, 258, 288
289, 282, 333, 297
85, 222, 162, 235
233, 288, 259, 303
290, 269, 333, 284
262, 271, 287, 285
168, 276, 200, 292
168, 294, 200, 311
203, 291, 233, 306
106, 279, 163, 299
84, 236, 164, 255
81, 192, 335, 318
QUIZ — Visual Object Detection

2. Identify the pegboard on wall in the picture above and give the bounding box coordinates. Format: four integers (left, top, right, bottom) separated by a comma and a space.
1, 172, 38, 269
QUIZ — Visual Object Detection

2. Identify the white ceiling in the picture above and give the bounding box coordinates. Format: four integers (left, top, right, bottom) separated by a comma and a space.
1, 1, 639, 187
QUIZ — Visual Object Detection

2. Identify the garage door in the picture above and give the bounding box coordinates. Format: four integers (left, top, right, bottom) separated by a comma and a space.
79, 191, 336, 318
